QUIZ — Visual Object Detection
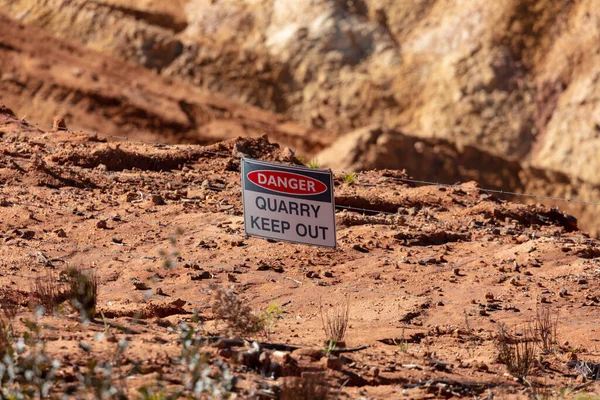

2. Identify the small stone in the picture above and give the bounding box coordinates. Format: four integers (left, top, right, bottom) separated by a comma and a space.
52, 116, 67, 131
453, 268, 461, 276
54, 228, 67, 238
352, 244, 369, 253
476, 361, 489, 372
124, 192, 138, 202
96, 164, 107, 171
320, 356, 343, 371
218, 348, 233, 359
190, 271, 212, 280
515, 235, 529, 244
559, 288, 568, 297
485, 293, 494, 301
370, 366, 380, 377
96, 220, 108, 229
150, 195, 165, 205
21, 230, 35, 240
280, 147, 295, 161
323, 271, 334, 278
131, 278, 149, 291
259, 352, 271, 368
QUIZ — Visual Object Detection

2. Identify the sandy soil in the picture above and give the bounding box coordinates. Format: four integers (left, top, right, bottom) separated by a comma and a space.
1, 105, 599, 398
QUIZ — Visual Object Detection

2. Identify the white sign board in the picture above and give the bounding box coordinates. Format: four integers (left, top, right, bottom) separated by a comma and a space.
241, 159, 336, 248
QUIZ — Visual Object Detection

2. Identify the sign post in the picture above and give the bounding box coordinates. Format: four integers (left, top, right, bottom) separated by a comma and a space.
241, 159, 336, 248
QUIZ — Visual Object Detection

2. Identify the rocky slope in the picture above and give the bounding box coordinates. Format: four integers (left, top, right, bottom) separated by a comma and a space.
0, 13, 334, 153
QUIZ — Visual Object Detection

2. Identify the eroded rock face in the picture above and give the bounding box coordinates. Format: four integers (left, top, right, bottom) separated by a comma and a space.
1, 0, 600, 187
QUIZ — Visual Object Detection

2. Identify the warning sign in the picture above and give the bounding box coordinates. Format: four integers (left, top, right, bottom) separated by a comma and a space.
241, 159, 336, 248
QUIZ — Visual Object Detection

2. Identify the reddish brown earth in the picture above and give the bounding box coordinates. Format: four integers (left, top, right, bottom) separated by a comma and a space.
0, 14, 334, 155
1, 106, 600, 398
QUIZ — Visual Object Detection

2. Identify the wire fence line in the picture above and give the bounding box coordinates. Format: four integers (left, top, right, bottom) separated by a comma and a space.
2, 153, 598, 249
13, 119, 600, 208
4, 122, 600, 248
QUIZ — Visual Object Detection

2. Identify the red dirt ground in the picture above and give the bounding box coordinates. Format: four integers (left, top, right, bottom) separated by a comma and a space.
1, 106, 600, 398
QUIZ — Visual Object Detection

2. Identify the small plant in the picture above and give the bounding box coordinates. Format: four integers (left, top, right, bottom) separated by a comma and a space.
323, 339, 337, 356
76, 337, 128, 400
534, 304, 559, 354
0, 307, 62, 399
307, 159, 320, 169
260, 303, 283, 340
66, 267, 99, 322
342, 172, 357, 185
393, 325, 409, 353
496, 323, 537, 381
31, 273, 64, 315
178, 321, 237, 397
210, 284, 262, 337
280, 374, 330, 400
0, 295, 18, 320
320, 296, 350, 343
158, 228, 184, 269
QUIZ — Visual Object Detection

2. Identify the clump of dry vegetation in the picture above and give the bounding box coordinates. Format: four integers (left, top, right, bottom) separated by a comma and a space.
320, 296, 350, 344
496, 323, 537, 381
210, 284, 263, 337
31, 273, 64, 315
66, 267, 99, 322
534, 304, 559, 354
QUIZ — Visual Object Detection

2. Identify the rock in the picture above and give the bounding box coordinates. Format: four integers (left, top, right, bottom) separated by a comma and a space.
259, 352, 271, 369
485, 292, 494, 301
20, 230, 35, 240
240, 348, 260, 369
280, 146, 295, 161
150, 195, 165, 205
291, 347, 323, 361
96, 220, 108, 229
352, 244, 369, 253
370, 366, 380, 377
189, 271, 212, 280
52, 115, 66, 131
54, 228, 67, 238
475, 361, 489, 372
271, 351, 291, 364
320, 356, 343, 371
124, 193, 138, 202
131, 278, 150, 290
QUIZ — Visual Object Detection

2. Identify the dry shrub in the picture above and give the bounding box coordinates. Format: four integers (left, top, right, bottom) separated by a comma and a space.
0, 316, 12, 358
496, 323, 537, 380
320, 296, 350, 343
209, 284, 262, 337
534, 304, 558, 354
66, 267, 99, 321
0, 295, 18, 320
31, 273, 64, 314
280, 374, 330, 400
